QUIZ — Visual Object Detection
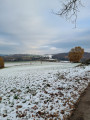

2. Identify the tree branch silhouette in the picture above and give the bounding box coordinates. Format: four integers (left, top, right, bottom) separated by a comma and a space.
56, 0, 83, 27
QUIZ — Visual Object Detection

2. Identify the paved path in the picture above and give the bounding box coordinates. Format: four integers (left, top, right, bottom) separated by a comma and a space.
69, 84, 90, 120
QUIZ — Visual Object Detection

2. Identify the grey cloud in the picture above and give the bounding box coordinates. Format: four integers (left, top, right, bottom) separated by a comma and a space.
0, 0, 90, 54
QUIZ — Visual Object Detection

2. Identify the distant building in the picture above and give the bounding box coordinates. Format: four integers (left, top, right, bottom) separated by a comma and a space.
43, 54, 52, 59
42, 54, 57, 62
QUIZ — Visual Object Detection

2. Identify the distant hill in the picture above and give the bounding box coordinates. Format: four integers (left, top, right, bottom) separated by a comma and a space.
0, 54, 41, 61
0, 54, 7, 56
82, 52, 90, 61
0, 54, 48, 62
0, 52, 90, 62
52, 53, 69, 61
52, 52, 90, 61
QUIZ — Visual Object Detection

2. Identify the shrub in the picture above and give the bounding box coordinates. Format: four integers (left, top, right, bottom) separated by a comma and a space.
0, 57, 4, 68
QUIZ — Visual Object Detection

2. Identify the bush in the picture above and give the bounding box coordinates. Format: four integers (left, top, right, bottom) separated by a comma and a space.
0, 57, 4, 68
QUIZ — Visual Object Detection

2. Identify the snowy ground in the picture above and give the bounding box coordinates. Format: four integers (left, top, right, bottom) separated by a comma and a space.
0, 62, 90, 120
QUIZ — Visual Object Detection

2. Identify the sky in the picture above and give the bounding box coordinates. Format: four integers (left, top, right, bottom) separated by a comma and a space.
0, 0, 90, 55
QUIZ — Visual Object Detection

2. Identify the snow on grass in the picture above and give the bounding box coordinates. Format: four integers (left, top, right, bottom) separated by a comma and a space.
0, 62, 90, 120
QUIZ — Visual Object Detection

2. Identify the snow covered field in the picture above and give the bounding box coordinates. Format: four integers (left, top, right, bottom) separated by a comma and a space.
0, 62, 90, 120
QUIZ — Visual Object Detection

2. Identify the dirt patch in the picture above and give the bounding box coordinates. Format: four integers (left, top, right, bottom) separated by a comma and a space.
69, 83, 90, 120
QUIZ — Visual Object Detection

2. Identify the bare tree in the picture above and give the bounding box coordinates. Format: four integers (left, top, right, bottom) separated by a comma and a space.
56, 0, 83, 27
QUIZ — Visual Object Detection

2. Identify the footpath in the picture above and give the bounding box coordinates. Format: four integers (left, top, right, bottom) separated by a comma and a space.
69, 83, 90, 120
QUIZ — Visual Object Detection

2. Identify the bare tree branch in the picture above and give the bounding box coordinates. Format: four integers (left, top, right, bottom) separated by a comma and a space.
56, 0, 83, 27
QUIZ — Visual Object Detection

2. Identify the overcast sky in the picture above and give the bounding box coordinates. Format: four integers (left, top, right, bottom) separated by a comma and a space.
0, 0, 90, 55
